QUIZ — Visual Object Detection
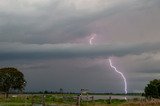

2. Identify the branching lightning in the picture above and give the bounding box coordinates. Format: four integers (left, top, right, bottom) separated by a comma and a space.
89, 34, 128, 95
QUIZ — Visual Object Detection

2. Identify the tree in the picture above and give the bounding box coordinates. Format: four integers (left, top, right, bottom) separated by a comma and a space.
0, 67, 26, 98
144, 79, 160, 99
59, 88, 63, 94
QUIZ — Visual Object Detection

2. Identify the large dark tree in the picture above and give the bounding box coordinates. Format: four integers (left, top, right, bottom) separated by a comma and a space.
144, 79, 160, 99
0, 67, 26, 97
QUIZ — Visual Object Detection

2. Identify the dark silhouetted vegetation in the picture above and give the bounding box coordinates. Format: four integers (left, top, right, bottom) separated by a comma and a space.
0, 67, 26, 98
144, 79, 160, 98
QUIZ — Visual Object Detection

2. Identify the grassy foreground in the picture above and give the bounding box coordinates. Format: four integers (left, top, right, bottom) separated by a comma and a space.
0, 94, 160, 106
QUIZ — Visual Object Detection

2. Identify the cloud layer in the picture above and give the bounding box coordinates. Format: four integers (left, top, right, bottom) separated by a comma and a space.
0, 42, 160, 60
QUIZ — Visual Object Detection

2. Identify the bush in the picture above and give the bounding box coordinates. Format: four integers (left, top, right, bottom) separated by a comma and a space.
144, 79, 160, 98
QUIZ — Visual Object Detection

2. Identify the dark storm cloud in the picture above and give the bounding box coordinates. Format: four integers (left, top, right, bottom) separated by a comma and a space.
0, 0, 146, 44
0, 0, 160, 45
0, 42, 160, 60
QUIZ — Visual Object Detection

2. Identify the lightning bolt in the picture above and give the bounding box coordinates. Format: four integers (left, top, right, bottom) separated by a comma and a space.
89, 33, 96, 45
89, 34, 128, 96
108, 59, 127, 94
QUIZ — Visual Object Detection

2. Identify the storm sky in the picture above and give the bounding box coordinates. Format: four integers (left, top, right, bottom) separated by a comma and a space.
1, 0, 160, 93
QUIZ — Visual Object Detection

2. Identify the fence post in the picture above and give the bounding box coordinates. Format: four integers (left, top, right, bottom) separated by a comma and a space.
76, 95, 81, 106
108, 96, 112, 104
42, 94, 45, 106
31, 94, 34, 106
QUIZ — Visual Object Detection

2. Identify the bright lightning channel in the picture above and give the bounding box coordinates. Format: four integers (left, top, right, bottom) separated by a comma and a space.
89, 33, 96, 45
108, 59, 127, 94
89, 34, 128, 96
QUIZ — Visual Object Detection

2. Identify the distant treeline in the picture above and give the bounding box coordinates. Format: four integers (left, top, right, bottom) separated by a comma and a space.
13, 91, 142, 96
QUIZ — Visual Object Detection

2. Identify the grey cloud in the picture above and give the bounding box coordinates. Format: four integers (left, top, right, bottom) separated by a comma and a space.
0, 42, 160, 60
116, 52, 160, 73
0, 0, 152, 44
138, 69, 160, 74
0, 58, 123, 92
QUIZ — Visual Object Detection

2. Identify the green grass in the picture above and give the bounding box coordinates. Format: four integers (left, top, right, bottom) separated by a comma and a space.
4, 94, 160, 106
0, 103, 31, 106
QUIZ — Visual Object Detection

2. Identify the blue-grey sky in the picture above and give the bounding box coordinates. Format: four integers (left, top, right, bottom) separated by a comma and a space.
0, 0, 160, 93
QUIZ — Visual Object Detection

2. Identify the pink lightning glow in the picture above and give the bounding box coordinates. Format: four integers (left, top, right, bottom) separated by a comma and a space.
89, 34, 128, 95
89, 33, 96, 45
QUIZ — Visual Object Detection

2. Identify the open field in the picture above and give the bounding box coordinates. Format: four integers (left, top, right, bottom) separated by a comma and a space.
0, 94, 160, 106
